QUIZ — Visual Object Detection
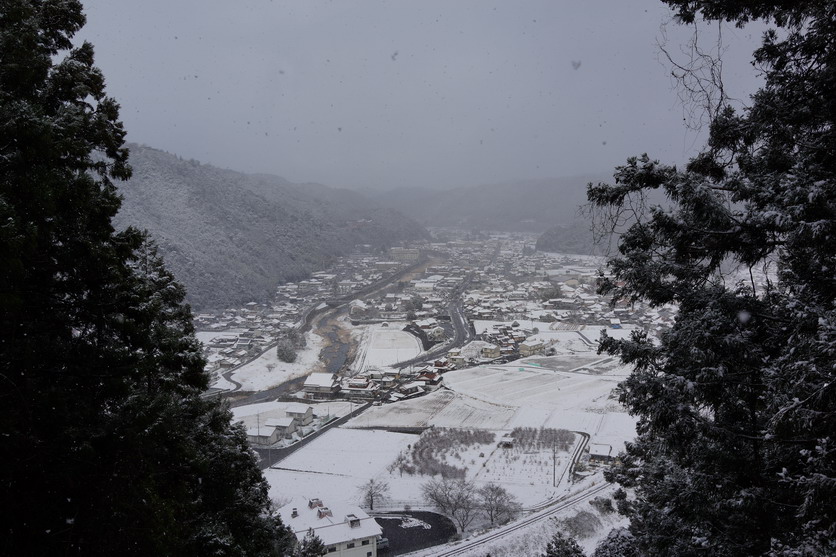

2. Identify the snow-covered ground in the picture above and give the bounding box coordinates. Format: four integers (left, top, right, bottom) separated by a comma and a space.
265, 425, 566, 511
443, 357, 636, 455
350, 358, 635, 455
429, 481, 628, 557
275, 428, 414, 477
224, 331, 325, 391
347, 390, 516, 430
265, 428, 418, 507
264, 351, 636, 511
351, 323, 422, 372
261, 312, 638, 553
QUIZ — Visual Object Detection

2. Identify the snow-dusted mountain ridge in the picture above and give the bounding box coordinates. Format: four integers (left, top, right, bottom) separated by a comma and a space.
113, 144, 429, 310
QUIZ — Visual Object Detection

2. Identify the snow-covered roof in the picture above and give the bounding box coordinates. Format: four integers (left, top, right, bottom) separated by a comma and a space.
285, 402, 312, 415
246, 425, 276, 437
265, 417, 295, 428
304, 373, 336, 388
277, 498, 382, 546
520, 339, 543, 348
459, 340, 498, 359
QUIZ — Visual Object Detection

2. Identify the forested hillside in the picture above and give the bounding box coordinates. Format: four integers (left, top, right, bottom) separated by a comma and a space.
374, 175, 604, 232
114, 145, 429, 310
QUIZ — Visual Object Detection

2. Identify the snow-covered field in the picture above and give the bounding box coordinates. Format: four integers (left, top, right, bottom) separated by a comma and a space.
223, 331, 325, 391
265, 428, 419, 506
347, 390, 516, 430
351, 323, 422, 372
444, 360, 635, 455
276, 428, 414, 477
347, 352, 636, 454
261, 314, 638, 553
265, 425, 568, 510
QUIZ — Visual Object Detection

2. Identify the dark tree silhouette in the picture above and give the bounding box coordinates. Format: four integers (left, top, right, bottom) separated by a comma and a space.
0, 1, 287, 554
589, 1, 836, 555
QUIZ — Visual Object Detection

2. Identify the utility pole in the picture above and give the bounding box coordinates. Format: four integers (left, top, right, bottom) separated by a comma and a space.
553, 442, 557, 487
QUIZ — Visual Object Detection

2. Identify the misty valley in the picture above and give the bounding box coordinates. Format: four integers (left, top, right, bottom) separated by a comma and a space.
3, 1, 833, 556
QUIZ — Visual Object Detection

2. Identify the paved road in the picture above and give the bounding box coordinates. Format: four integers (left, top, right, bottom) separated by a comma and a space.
228, 376, 308, 408
395, 273, 475, 369
374, 511, 457, 556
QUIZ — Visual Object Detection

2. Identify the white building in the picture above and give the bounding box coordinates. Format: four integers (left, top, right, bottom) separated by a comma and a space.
246, 424, 280, 446
264, 416, 297, 439
285, 402, 314, 425
303, 372, 340, 399
278, 498, 383, 557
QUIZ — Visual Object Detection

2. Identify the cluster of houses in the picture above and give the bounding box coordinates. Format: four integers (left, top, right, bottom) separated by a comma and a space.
245, 403, 315, 446
445, 235, 679, 340
195, 250, 425, 384
445, 322, 551, 368
208, 229, 682, 404
347, 276, 462, 325
300, 365, 446, 404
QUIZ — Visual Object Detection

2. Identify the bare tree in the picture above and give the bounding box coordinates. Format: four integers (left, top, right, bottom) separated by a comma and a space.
421, 478, 478, 532
478, 483, 521, 525
358, 478, 390, 511
656, 18, 731, 134
387, 452, 409, 477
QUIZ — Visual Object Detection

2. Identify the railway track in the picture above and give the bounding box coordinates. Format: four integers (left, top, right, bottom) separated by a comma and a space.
421, 481, 612, 557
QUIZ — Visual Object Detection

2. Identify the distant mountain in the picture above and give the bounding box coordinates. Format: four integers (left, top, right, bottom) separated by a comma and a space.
113, 145, 429, 310
374, 175, 607, 232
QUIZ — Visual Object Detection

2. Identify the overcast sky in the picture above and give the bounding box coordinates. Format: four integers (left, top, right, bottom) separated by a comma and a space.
78, 0, 765, 190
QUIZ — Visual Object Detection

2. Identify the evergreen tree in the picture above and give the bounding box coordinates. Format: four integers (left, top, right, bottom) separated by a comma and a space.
592, 527, 637, 557
295, 529, 326, 557
542, 531, 584, 557
588, 1, 836, 555
0, 1, 284, 554
276, 339, 298, 363
273, 515, 299, 556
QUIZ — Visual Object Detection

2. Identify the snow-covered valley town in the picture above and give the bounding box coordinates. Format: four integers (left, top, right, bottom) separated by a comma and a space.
13, 1, 832, 554
191, 230, 679, 555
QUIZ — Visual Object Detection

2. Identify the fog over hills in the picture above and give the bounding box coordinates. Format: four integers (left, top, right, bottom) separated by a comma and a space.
534, 220, 605, 256
373, 175, 606, 233
114, 144, 429, 310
